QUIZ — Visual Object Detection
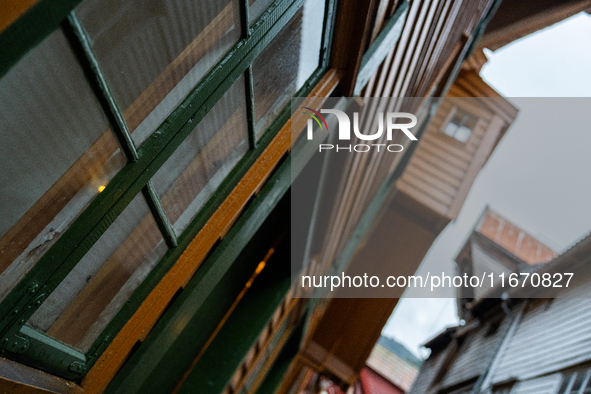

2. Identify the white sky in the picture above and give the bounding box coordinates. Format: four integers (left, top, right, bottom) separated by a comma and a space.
382, 12, 591, 358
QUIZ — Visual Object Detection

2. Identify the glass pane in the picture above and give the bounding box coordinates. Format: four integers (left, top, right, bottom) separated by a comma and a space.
572, 372, 585, 393
558, 374, 573, 394
76, 0, 242, 147
444, 122, 458, 137
27, 193, 167, 351
443, 109, 477, 142
455, 126, 472, 142
252, 0, 325, 140
0, 30, 126, 302
249, 0, 274, 25
151, 75, 249, 234
583, 371, 591, 394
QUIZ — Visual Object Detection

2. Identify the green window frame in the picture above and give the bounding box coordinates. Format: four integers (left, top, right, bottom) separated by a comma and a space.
0, 0, 336, 380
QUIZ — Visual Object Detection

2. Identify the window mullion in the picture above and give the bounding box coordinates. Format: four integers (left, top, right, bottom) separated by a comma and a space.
245, 66, 257, 149
61, 12, 139, 162
239, 0, 251, 37
320, 0, 338, 69
459, 114, 469, 129
142, 182, 178, 248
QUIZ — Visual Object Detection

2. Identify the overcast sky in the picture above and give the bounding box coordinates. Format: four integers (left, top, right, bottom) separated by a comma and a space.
382, 12, 591, 358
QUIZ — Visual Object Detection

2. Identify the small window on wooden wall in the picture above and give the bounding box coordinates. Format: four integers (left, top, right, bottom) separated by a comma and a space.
442, 107, 478, 143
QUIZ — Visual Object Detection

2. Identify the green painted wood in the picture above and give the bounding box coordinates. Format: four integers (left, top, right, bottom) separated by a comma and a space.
1, 325, 87, 380
353, 0, 409, 96
103, 106, 328, 393
241, 0, 251, 37
0, 0, 341, 380
142, 182, 178, 248
104, 166, 291, 394
236, 308, 297, 394
245, 66, 257, 149
62, 13, 138, 162
81, 54, 328, 377
320, 0, 338, 69
0, 0, 304, 331
0, 0, 309, 378
176, 238, 291, 394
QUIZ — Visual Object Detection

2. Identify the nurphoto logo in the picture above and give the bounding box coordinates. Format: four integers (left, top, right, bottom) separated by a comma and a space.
304, 107, 418, 153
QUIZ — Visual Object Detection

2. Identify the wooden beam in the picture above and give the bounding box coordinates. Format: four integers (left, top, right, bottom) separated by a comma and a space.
330, 0, 379, 96
480, 0, 591, 51
353, 1, 409, 96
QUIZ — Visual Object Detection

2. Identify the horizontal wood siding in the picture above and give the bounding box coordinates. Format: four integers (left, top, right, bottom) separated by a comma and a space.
493, 285, 591, 383
408, 346, 450, 394
509, 373, 562, 394
441, 319, 509, 389
398, 98, 491, 217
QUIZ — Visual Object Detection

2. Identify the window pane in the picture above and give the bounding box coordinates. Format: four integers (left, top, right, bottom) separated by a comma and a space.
558, 374, 573, 394
444, 122, 458, 137
27, 193, 167, 351
572, 372, 585, 393
252, 0, 325, 140
249, 0, 274, 25
455, 126, 472, 142
0, 30, 126, 302
151, 75, 249, 234
76, 0, 242, 147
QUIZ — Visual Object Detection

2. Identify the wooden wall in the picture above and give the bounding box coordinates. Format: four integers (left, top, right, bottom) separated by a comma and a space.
508, 374, 562, 394
397, 97, 492, 217
397, 71, 516, 222
492, 287, 591, 383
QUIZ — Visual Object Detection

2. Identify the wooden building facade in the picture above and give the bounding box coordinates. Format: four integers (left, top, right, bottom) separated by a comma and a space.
0, 0, 579, 393
408, 210, 591, 394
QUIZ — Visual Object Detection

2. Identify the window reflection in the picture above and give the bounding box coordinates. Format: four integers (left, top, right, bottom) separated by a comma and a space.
76, 0, 242, 146
0, 30, 126, 303
28, 193, 167, 351
253, 0, 325, 140
151, 75, 249, 234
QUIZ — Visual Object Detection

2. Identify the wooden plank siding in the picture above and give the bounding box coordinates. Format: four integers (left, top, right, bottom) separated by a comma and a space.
440, 319, 511, 390
492, 286, 591, 384
508, 374, 562, 394
407, 345, 452, 394
205, 0, 538, 392
397, 96, 491, 218
395, 69, 516, 220
294, 2, 514, 387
